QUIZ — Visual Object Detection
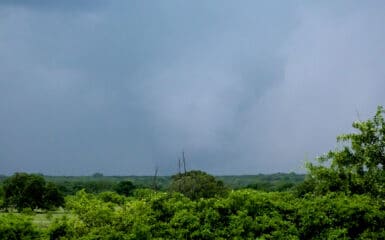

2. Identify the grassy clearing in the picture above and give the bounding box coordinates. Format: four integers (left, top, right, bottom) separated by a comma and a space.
32, 211, 68, 229
0, 209, 69, 230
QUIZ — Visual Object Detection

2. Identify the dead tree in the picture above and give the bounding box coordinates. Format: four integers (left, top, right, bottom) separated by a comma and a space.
152, 165, 159, 191
182, 151, 187, 174
178, 157, 181, 175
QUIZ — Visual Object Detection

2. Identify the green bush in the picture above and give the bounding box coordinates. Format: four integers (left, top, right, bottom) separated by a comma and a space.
169, 170, 228, 200
297, 193, 385, 239
98, 191, 125, 204
0, 214, 41, 240
42, 189, 385, 239
114, 180, 136, 197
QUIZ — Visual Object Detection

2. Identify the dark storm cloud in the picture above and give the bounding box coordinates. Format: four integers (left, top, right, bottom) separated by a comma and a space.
0, 1, 384, 175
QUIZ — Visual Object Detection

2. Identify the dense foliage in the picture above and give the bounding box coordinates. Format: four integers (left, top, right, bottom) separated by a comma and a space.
0, 214, 40, 240
169, 170, 228, 200
302, 106, 385, 197
218, 173, 305, 190
45, 176, 170, 194
0, 173, 305, 196
1, 189, 385, 239
114, 180, 136, 196
2, 173, 64, 211
41, 190, 385, 239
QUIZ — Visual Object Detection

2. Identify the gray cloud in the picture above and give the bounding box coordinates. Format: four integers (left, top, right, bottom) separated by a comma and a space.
0, 0, 103, 11
235, 2, 385, 173
0, 1, 384, 175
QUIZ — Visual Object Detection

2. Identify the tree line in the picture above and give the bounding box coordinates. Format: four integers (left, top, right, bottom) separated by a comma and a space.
0, 106, 384, 239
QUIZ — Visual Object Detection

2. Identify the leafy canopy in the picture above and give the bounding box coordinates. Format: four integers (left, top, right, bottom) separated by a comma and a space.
114, 180, 136, 196
169, 170, 228, 200
2, 173, 64, 211
305, 106, 385, 197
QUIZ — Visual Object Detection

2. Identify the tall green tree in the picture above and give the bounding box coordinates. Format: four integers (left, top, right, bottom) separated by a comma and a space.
303, 106, 385, 197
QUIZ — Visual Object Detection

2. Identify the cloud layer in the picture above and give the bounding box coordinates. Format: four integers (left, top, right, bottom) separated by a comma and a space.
0, 1, 384, 175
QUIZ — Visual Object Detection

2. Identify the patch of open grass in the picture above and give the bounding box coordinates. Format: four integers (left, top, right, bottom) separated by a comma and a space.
32, 209, 68, 229
0, 209, 70, 229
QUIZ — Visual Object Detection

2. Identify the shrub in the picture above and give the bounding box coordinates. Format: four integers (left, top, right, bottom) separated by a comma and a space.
0, 214, 41, 240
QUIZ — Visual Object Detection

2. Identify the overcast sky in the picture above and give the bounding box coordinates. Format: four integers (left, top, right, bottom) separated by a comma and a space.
1, 1, 384, 175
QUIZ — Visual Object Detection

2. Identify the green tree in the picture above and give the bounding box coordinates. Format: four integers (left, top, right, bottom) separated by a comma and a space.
304, 106, 385, 197
43, 182, 65, 209
114, 180, 136, 196
169, 170, 228, 200
3, 173, 64, 211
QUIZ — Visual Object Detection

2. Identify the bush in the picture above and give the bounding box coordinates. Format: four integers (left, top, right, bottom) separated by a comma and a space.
297, 193, 385, 239
98, 191, 125, 204
114, 180, 136, 197
43, 188, 385, 239
169, 170, 228, 200
0, 214, 41, 240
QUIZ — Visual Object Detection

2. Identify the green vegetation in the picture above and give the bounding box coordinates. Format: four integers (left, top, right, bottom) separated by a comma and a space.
43, 175, 170, 195
3, 190, 384, 239
114, 180, 136, 196
0, 106, 384, 239
300, 106, 385, 197
2, 173, 64, 211
1, 173, 304, 195
169, 170, 228, 200
0, 214, 41, 240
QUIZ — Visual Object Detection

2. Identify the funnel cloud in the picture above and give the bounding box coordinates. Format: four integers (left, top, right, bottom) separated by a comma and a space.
0, 1, 384, 175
